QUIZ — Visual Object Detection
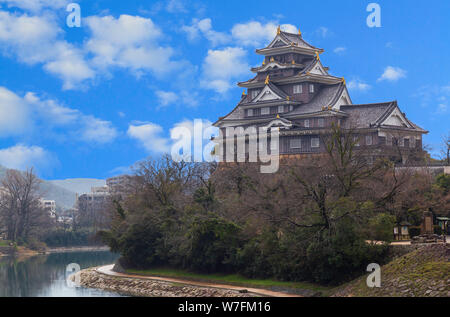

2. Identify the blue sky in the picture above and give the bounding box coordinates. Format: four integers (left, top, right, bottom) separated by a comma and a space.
0, 0, 448, 180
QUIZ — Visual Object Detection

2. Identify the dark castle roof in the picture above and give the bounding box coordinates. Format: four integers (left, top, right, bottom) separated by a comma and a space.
287, 83, 346, 116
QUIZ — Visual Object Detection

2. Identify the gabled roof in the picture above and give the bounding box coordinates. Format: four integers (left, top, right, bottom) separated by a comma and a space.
301, 58, 329, 76
251, 82, 289, 102
340, 101, 427, 132
256, 31, 324, 56
285, 83, 349, 116
238, 71, 342, 88
262, 31, 323, 51
250, 60, 305, 73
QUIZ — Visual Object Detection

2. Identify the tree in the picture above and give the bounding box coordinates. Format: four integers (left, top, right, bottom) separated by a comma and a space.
442, 132, 450, 165
0, 169, 51, 242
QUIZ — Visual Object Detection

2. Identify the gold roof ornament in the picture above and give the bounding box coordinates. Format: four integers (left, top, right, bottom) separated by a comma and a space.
341, 77, 346, 85
315, 51, 320, 61
292, 60, 295, 65
242, 90, 247, 96
270, 57, 275, 62
298, 27, 302, 36
277, 25, 281, 35
328, 105, 332, 110
276, 114, 280, 119
286, 96, 290, 101
322, 106, 325, 111
262, 60, 265, 65
265, 75, 270, 85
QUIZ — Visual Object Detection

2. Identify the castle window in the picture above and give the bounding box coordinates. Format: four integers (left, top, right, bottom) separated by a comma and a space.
293, 84, 303, 94
399, 138, 404, 147
289, 105, 293, 111
247, 109, 253, 117
309, 84, 315, 93
318, 118, 325, 127
353, 136, 360, 147
304, 119, 310, 128
366, 135, 373, 146
251, 90, 260, 99
386, 136, 392, 146
290, 138, 302, 149
261, 107, 270, 115
410, 137, 416, 148
278, 105, 284, 113
311, 137, 320, 148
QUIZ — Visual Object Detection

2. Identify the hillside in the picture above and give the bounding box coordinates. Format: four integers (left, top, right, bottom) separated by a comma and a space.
333, 244, 450, 297
48, 178, 106, 195
0, 166, 105, 210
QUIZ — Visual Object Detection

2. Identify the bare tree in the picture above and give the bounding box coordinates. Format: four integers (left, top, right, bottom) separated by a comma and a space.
442, 132, 450, 165
0, 169, 51, 242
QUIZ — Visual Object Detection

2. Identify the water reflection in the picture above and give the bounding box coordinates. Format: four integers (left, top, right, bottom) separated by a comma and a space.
0, 251, 123, 297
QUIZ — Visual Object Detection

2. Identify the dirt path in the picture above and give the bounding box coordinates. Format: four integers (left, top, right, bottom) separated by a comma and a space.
96, 265, 302, 297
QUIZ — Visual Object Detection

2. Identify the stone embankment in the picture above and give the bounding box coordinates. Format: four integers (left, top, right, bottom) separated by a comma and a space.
334, 244, 450, 297
74, 268, 258, 297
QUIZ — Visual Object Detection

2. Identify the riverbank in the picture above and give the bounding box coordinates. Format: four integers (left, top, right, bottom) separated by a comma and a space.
333, 244, 449, 297
74, 267, 260, 297
45, 246, 110, 254
0, 244, 110, 257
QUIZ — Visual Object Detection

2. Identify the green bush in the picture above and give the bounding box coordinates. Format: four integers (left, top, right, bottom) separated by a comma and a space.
117, 218, 164, 269
44, 228, 98, 247
367, 213, 396, 242
185, 216, 242, 273
306, 220, 390, 285
26, 238, 47, 251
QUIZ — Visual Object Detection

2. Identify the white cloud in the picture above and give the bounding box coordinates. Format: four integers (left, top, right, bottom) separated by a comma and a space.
0, 10, 185, 89
128, 119, 216, 156
80, 116, 118, 144
347, 78, 371, 92
377, 66, 407, 82
0, 86, 31, 136
333, 47, 347, 54
201, 47, 249, 93
231, 21, 296, 47
85, 14, 179, 76
156, 90, 179, 107
413, 84, 450, 114
0, 86, 118, 143
0, 0, 69, 12
0, 144, 54, 171
315, 26, 330, 38
0, 10, 94, 89
183, 19, 297, 48
127, 123, 170, 153
166, 0, 187, 13
182, 18, 231, 47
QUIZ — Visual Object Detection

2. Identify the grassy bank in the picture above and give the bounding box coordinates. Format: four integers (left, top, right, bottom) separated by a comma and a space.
332, 244, 449, 297
126, 268, 333, 296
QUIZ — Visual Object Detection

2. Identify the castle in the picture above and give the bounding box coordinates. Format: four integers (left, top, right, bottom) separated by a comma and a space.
213, 27, 427, 164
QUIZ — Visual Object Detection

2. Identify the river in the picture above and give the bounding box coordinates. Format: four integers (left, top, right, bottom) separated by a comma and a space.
0, 250, 124, 297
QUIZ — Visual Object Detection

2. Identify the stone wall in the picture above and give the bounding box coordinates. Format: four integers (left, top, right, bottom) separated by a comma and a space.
75, 268, 257, 297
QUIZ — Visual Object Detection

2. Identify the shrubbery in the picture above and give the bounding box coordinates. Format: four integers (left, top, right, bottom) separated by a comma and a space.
98, 128, 449, 286
44, 228, 100, 247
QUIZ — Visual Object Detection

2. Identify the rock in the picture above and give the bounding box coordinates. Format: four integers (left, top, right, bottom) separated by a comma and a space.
77, 268, 257, 297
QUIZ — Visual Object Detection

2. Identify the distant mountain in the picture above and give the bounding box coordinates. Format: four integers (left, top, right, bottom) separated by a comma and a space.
37, 182, 77, 210
0, 166, 105, 210
48, 178, 106, 195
